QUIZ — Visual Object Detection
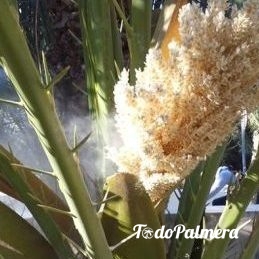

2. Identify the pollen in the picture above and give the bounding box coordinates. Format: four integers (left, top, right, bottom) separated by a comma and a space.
111, 0, 259, 202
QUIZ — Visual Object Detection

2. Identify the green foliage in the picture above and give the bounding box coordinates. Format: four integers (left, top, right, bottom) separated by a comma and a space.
168, 145, 225, 258
0, 146, 74, 258
0, 1, 112, 258
202, 148, 259, 259
101, 173, 166, 259
0, 145, 79, 242
0, 202, 57, 259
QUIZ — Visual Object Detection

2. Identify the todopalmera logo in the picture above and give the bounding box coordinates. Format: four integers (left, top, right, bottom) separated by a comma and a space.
132, 223, 248, 240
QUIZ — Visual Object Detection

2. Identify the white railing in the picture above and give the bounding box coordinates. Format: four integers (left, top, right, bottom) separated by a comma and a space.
166, 191, 259, 214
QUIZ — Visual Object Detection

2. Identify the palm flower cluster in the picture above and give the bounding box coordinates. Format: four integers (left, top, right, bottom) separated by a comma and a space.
111, 0, 259, 202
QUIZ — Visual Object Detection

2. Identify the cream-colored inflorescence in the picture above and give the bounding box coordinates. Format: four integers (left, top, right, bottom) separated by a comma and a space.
111, 0, 259, 202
